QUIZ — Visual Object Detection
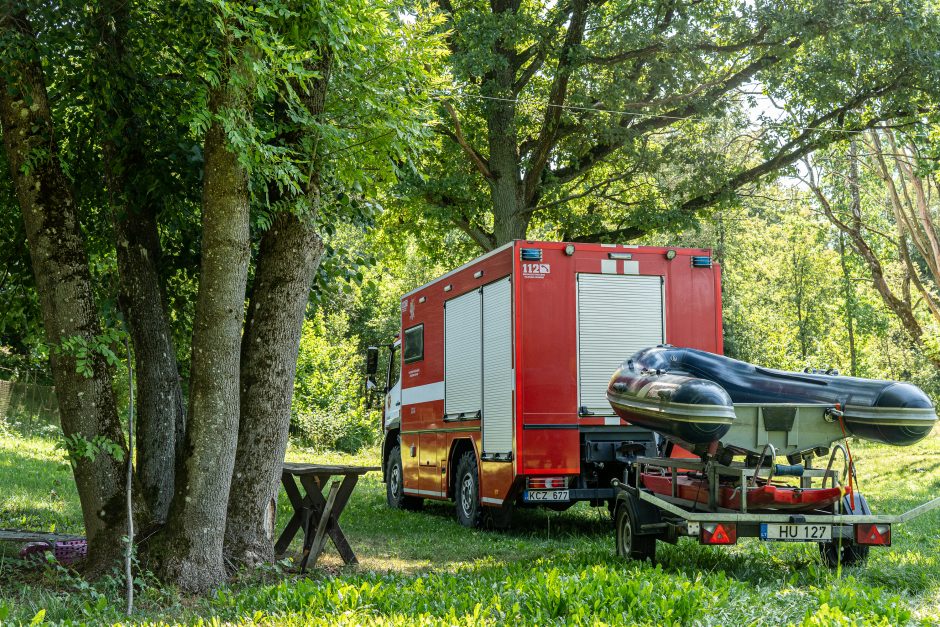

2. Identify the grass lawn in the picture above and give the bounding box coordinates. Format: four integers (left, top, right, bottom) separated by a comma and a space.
0, 427, 938, 625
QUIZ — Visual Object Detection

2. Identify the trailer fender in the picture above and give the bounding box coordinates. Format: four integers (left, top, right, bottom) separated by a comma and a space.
615, 490, 662, 535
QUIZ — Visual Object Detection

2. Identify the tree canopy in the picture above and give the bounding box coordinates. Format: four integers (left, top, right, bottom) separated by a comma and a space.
394, 0, 940, 251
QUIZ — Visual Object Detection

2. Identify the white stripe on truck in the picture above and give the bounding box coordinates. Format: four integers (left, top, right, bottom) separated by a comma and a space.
402, 381, 445, 405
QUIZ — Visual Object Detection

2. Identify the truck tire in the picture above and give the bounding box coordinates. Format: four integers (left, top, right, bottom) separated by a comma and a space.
615, 499, 656, 561
386, 445, 423, 511
455, 451, 483, 528
819, 540, 869, 568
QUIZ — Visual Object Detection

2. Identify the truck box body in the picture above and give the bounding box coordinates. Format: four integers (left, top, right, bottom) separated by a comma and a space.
391, 240, 722, 506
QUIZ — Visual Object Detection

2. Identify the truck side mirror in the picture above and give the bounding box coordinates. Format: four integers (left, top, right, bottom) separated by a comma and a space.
365, 346, 379, 376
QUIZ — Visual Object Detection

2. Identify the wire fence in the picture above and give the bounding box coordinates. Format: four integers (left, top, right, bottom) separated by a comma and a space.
0, 371, 60, 435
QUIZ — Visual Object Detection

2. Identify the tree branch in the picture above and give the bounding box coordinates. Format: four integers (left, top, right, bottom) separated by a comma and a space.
550, 37, 805, 185
441, 101, 494, 181
522, 0, 588, 206
805, 156, 930, 347
424, 192, 497, 251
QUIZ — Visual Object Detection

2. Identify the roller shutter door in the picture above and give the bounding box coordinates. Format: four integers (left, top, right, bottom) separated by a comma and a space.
482, 277, 513, 455
445, 289, 482, 417
577, 274, 664, 416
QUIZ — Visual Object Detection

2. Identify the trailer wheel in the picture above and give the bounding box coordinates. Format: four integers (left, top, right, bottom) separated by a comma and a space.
615, 499, 656, 561
455, 451, 483, 528
386, 446, 423, 511
819, 540, 870, 568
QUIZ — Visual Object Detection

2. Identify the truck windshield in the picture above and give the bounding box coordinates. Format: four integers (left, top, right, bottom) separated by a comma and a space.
386, 345, 400, 391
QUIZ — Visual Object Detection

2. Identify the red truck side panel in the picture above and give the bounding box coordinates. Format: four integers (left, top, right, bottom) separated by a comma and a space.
399, 245, 514, 500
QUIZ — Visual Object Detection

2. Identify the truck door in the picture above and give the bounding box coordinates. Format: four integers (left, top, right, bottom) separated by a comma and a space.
577, 274, 665, 417
384, 341, 402, 428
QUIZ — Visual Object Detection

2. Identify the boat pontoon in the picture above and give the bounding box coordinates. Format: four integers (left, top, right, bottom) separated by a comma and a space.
607, 346, 937, 456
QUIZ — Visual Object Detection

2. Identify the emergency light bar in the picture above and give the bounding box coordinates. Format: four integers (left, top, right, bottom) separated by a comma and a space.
520, 248, 542, 261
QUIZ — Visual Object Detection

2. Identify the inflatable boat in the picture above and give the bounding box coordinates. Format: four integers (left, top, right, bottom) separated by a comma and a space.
607, 346, 937, 450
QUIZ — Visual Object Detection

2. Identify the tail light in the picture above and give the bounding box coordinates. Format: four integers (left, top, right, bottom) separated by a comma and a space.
527, 477, 567, 489
700, 523, 737, 545
855, 523, 891, 546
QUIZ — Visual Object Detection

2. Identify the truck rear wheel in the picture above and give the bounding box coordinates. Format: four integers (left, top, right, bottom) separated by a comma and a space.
615, 499, 656, 561
455, 451, 483, 528
386, 445, 423, 511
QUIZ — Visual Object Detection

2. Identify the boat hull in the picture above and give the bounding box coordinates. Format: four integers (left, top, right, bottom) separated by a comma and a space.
607, 370, 735, 445
606, 346, 937, 450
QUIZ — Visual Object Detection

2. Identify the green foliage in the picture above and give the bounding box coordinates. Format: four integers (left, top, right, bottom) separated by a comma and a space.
292, 310, 377, 453
393, 0, 940, 248
56, 328, 125, 379
212, 559, 728, 625
55, 434, 125, 465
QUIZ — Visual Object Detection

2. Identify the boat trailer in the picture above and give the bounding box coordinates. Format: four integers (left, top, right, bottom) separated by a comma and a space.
610, 445, 940, 567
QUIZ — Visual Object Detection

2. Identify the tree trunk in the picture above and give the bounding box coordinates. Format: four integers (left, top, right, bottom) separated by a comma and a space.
113, 208, 184, 522
0, 7, 144, 576
487, 64, 528, 246
224, 52, 330, 566
224, 213, 323, 565
148, 80, 251, 593
96, 0, 184, 522
838, 233, 858, 376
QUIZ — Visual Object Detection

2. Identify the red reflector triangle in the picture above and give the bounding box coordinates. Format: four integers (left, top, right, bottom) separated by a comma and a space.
865, 526, 883, 544
712, 525, 729, 543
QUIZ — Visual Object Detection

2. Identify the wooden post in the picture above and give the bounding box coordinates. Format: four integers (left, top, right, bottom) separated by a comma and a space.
125, 337, 134, 616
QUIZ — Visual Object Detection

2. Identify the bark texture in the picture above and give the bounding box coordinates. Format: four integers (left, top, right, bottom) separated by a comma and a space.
224, 213, 323, 565
150, 80, 251, 592
0, 7, 143, 575
96, 0, 184, 522
224, 53, 330, 566
113, 209, 184, 521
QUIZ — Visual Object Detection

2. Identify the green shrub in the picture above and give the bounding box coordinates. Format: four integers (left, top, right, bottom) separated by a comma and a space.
292, 309, 379, 453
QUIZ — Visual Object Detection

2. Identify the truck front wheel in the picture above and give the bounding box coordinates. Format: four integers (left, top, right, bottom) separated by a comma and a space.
455, 451, 483, 528
386, 445, 423, 511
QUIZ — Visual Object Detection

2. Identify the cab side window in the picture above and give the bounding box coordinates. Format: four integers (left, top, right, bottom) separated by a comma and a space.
403, 324, 424, 363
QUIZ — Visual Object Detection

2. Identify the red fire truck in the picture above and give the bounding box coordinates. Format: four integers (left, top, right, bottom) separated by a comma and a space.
365, 240, 722, 527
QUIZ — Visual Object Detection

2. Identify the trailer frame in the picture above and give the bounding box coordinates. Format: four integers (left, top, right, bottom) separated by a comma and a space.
610, 453, 940, 565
